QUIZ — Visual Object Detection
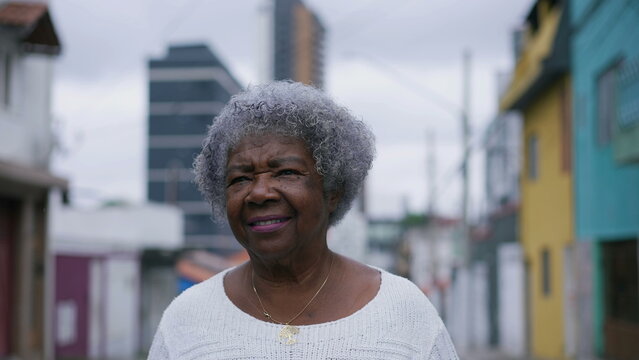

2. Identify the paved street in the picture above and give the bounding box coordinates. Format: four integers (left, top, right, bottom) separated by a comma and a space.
460, 348, 529, 360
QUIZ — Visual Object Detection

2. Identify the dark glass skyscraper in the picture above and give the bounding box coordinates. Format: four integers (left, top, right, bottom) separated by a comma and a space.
147, 44, 242, 252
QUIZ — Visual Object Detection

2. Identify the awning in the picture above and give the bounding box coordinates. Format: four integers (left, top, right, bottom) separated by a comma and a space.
0, 159, 68, 198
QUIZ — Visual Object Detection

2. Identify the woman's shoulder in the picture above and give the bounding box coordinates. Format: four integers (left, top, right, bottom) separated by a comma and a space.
379, 269, 426, 295
371, 268, 444, 333
355, 267, 450, 355
339, 257, 439, 320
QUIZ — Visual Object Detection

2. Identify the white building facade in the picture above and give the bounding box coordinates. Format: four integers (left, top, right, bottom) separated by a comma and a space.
0, 2, 64, 359
50, 202, 183, 360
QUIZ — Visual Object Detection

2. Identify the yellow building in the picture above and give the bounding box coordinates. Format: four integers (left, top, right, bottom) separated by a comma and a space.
500, 1, 573, 358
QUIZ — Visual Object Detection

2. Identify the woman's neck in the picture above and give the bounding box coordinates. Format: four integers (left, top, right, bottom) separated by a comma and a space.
249, 247, 334, 288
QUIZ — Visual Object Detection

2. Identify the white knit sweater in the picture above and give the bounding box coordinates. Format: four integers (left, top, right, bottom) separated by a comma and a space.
148, 267, 458, 359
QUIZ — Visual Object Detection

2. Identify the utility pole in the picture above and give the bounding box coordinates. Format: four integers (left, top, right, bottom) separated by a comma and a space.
462, 49, 471, 231
427, 130, 437, 215
462, 49, 473, 348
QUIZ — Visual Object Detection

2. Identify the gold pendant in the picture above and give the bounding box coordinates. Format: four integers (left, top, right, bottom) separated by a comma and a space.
278, 324, 299, 345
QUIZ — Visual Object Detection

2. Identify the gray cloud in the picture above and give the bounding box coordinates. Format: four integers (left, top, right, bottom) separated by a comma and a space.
51, 0, 531, 217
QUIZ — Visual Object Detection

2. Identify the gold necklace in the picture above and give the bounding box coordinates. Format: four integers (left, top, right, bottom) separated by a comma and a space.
251, 256, 334, 345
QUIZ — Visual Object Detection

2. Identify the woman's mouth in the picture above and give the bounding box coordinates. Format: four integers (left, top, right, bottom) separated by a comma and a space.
248, 217, 291, 232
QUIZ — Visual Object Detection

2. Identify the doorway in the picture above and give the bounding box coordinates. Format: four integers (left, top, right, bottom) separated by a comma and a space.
0, 198, 17, 356
602, 239, 639, 360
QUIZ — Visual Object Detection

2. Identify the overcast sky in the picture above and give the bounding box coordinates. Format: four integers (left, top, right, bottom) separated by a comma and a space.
50, 0, 531, 219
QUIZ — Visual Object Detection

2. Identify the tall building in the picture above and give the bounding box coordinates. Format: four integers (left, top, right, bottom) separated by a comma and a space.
571, 1, 639, 358
499, 1, 573, 358
0, 2, 64, 358
259, 0, 325, 87
147, 44, 243, 251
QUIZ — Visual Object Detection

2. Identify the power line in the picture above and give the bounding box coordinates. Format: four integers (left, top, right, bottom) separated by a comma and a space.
341, 52, 462, 117
159, 0, 208, 42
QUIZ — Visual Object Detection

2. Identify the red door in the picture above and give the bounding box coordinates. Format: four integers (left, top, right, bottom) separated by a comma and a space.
0, 198, 17, 356
55, 255, 91, 357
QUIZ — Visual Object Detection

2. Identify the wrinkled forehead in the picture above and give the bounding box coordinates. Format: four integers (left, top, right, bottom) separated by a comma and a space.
227, 131, 311, 158
226, 133, 314, 167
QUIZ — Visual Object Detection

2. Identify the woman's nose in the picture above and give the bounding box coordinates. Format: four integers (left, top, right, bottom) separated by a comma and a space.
245, 174, 279, 204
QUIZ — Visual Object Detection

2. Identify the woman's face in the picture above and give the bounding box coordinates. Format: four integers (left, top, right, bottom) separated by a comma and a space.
225, 134, 338, 260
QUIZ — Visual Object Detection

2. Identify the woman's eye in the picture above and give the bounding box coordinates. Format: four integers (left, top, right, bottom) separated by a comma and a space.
228, 176, 250, 186
278, 169, 298, 176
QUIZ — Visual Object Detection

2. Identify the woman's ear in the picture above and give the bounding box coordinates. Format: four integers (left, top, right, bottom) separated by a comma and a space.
327, 190, 342, 213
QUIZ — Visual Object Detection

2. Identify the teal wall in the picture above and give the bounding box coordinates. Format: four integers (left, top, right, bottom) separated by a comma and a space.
570, 0, 596, 26
571, 0, 639, 241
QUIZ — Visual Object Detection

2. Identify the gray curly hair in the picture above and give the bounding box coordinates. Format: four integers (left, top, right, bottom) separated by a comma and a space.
193, 81, 375, 226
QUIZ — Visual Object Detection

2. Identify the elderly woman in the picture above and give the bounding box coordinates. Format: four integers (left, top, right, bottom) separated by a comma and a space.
148, 81, 458, 359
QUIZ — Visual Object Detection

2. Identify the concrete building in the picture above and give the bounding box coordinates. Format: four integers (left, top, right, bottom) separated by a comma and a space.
570, 1, 639, 358
329, 196, 368, 264
470, 72, 525, 356
406, 216, 466, 349
366, 218, 402, 273
49, 202, 183, 359
403, 215, 457, 315
0, 2, 64, 358
147, 43, 242, 252
484, 73, 522, 216
259, 0, 325, 87
499, 0, 574, 358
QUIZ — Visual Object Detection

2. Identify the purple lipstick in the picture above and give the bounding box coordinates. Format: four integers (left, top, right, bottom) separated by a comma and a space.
248, 215, 291, 232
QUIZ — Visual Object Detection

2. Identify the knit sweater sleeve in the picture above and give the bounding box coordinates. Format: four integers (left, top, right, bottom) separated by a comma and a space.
148, 326, 170, 360
427, 323, 459, 360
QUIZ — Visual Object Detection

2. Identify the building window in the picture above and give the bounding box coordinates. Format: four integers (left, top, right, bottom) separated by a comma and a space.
617, 57, 639, 128
560, 80, 572, 172
597, 63, 619, 145
0, 53, 11, 108
527, 134, 539, 180
541, 248, 551, 296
